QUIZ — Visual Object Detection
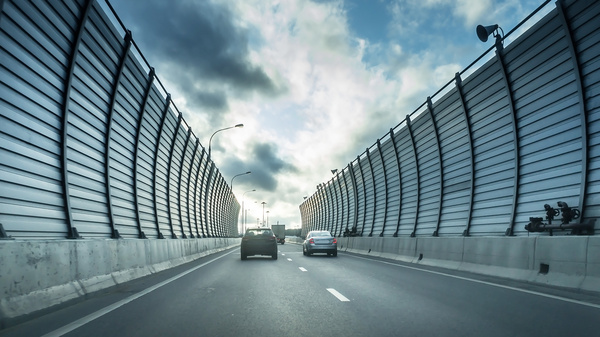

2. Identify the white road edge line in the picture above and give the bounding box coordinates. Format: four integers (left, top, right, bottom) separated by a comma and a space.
41, 250, 235, 337
349, 254, 600, 309
327, 288, 350, 302
299, 267, 307, 272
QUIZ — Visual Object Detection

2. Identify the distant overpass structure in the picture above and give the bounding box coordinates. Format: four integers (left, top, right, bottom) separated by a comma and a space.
299, 0, 600, 292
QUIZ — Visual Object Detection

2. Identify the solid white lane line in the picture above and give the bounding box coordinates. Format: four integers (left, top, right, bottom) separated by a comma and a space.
41, 250, 235, 337
349, 254, 600, 309
299, 267, 307, 272
327, 288, 350, 302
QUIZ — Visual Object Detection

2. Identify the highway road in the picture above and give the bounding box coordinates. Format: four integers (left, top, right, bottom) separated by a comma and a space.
2, 243, 600, 337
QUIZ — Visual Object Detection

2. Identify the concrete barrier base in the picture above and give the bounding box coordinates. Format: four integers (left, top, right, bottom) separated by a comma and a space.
340, 236, 600, 294
0, 238, 240, 327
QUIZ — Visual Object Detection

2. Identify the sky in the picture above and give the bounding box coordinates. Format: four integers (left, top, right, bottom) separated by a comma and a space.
106, 0, 553, 230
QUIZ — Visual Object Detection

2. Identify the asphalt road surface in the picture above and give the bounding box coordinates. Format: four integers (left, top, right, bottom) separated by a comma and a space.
2, 243, 600, 337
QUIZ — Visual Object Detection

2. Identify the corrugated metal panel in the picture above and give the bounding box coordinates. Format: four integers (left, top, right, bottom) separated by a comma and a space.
394, 122, 418, 237
380, 134, 400, 237
411, 108, 441, 236
359, 152, 375, 235
187, 140, 201, 237
341, 168, 355, 235
0, 0, 72, 238
506, 10, 581, 235
135, 86, 163, 239
370, 141, 386, 236
67, 5, 117, 238
167, 115, 185, 238
463, 58, 515, 235
434, 89, 472, 236
351, 160, 365, 235
576, 0, 600, 220
197, 151, 209, 237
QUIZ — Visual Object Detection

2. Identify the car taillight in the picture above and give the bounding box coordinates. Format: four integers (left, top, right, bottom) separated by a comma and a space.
332, 238, 337, 244
309, 238, 314, 244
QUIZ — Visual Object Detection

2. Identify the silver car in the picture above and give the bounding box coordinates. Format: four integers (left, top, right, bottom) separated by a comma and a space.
302, 230, 337, 257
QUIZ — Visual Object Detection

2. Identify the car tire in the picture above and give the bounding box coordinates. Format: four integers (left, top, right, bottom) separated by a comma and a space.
241, 254, 247, 260
272, 252, 278, 260
303, 247, 307, 256
333, 251, 337, 257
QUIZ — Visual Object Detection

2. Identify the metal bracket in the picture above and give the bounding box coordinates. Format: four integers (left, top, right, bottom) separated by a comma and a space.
0, 223, 14, 240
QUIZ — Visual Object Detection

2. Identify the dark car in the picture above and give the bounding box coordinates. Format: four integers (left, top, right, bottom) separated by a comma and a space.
241, 227, 278, 260
302, 230, 337, 257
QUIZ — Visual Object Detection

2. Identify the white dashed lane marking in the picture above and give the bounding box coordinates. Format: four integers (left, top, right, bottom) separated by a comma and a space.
299, 267, 307, 272
327, 288, 350, 302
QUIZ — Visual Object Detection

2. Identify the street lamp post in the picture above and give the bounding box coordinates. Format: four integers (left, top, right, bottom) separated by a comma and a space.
230, 171, 251, 192
261, 201, 267, 227
208, 123, 243, 158
241, 189, 256, 234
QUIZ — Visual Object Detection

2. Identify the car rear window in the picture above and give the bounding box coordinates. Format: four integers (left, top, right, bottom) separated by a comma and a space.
245, 229, 273, 236
311, 232, 331, 237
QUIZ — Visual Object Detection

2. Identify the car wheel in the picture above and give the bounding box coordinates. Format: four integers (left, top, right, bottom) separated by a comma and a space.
241, 254, 247, 260
272, 252, 278, 260
333, 251, 337, 257
303, 248, 307, 256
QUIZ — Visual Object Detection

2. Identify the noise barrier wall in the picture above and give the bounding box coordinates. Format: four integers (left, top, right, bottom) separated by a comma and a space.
300, 0, 600, 238
0, 0, 240, 240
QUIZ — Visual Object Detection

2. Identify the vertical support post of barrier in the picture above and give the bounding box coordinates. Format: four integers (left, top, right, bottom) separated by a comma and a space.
406, 115, 420, 237
357, 155, 368, 236
177, 127, 192, 238
341, 168, 351, 235
133, 68, 155, 239
165, 114, 182, 239
376, 139, 388, 237
366, 147, 377, 237
455, 73, 475, 237
494, 34, 519, 236
215, 177, 226, 236
104, 30, 132, 239
318, 184, 325, 231
427, 97, 443, 237
204, 163, 215, 237
198, 151, 209, 237
332, 172, 341, 236
187, 138, 201, 238
556, 0, 589, 221
192, 147, 206, 237
60, 0, 93, 239
349, 161, 360, 235
389, 128, 403, 237
324, 181, 332, 233
152, 94, 171, 239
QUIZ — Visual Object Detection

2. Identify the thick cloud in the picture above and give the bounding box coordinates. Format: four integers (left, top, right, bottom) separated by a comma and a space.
111, 0, 277, 113
223, 141, 297, 192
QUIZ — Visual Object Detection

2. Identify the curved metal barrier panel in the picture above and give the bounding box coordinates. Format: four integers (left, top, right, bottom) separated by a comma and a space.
300, 0, 600, 238
0, 0, 239, 239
